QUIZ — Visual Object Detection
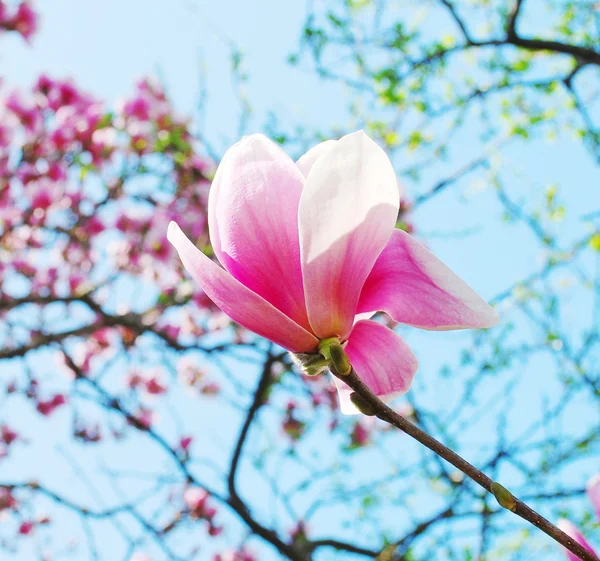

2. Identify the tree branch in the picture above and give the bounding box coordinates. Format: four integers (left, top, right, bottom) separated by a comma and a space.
504, 35, 600, 66
228, 351, 278, 506
331, 368, 600, 561
506, 0, 525, 39
437, 0, 473, 43
60, 350, 309, 561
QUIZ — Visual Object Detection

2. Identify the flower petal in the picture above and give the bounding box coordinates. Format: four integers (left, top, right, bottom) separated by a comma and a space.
296, 140, 336, 177
556, 519, 598, 561
208, 134, 310, 330
168, 222, 318, 353
587, 473, 600, 522
357, 229, 498, 330
299, 131, 400, 338
333, 320, 418, 415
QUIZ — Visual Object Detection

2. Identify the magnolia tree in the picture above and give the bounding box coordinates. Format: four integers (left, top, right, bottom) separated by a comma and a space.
1, 2, 600, 561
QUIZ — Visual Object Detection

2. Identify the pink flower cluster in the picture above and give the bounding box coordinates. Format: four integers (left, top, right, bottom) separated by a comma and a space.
177, 357, 220, 395
1, 72, 219, 441
213, 548, 256, 561
0, 1, 37, 43
0, 487, 17, 512
127, 368, 168, 396
282, 400, 306, 442
0, 424, 19, 459
1, 74, 213, 305
35, 393, 67, 416
20, 379, 67, 417
349, 420, 372, 448
73, 419, 102, 444
183, 487, 222, 536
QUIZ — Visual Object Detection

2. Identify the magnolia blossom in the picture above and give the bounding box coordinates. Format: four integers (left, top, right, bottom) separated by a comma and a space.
557, 519, 598, 561
168, 131, 498, 413
556, 473, 600, 561
587, 474, 600, 521
11, 1, 37, 43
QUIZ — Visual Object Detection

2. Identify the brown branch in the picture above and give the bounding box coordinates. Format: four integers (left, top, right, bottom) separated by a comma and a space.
227, 351, 278, 506
0, 293, 186, 359
61, 350, 309, 561
407, 37, 600, 76
0, 323, 107, 360
504, 35, 600, 66
506, 0, 525, 38
2, 482, 133, 518
437, 0, 473, 43
331, 368, 600, 561
306, 538, 381, 557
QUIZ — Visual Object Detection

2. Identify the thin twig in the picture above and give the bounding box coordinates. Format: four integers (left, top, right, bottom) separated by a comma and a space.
331, 368, 600, 561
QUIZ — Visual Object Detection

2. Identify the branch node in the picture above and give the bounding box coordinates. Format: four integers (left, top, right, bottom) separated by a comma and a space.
349, 392, 376, 416
491, 481, 517, 512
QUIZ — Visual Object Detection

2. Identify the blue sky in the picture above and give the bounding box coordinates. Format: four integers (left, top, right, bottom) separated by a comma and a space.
2, 1, 600, 560
1, 0, 348, 153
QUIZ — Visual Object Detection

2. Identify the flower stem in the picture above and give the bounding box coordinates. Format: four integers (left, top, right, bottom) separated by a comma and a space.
332, 367, 599, 561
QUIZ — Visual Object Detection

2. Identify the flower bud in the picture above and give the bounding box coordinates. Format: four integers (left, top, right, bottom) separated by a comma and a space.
330, 343, 351, 376
491, 481, 517, 512
289, 352, 329, 377
318, 338, 352, 375
349, 392, 376, 416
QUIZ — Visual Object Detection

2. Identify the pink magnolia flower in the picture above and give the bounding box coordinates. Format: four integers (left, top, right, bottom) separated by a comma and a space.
214, 549, 256, 561
11, 2, 37, 43
36, 394, 67, 416
179, 435, 193, 451
1, 424, 18, 445
183, 486, 220, 535
130, 407, 153, 429
18, 520, 34, 535
0, 487, 17, 511
144, 374, 167, 395
27, 178, 56, 211
33, 74, 54, 96
587, 474, 600, 522
349, 420, 371, 448
5, 92, 42, 134
0, 111, 16, 148
183, 487, 209, 513
557, 519, 598, 561
122, 95, 151, 121
74, 421, 102, 443
168, 131, 498, 413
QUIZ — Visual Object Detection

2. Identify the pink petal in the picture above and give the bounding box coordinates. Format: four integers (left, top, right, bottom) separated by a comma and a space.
353, 312, 376, 324
299, 131, 400, 338
358, 229, 499, 330
333, 320, 418, 415
208, 134, 311, 330
168, 222, 318, 353
557, 519, 598, 561
587, 474, 600, 522
296, 140, 336, 177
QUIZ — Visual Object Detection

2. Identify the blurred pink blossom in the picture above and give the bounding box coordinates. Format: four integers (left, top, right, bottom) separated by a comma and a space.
11, 1, 37, 42
18, 521, 34, 535
587, 474, 600, 522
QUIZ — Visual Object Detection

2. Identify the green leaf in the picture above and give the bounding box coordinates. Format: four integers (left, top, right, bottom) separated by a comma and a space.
589, 233, 600, 252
